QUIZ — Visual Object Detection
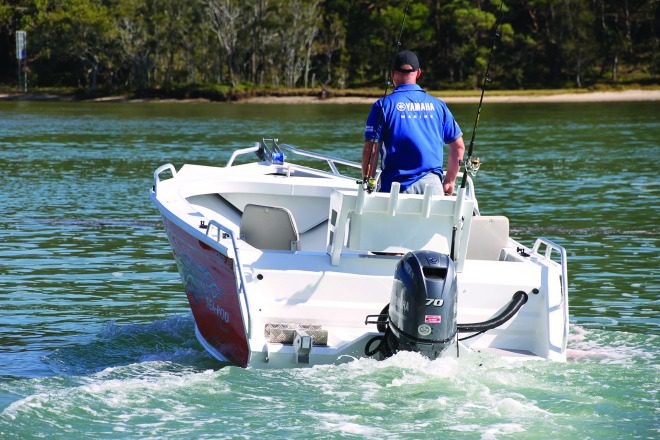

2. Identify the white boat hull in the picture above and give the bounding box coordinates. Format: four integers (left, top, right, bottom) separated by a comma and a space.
151, 143, 569, 368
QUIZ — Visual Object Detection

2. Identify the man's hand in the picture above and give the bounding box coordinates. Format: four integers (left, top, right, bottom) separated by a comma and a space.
443, 180, 455, 196
444, 137, 465, 195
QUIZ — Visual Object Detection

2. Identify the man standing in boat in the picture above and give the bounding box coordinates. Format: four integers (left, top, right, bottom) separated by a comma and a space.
362, 50, 465, 195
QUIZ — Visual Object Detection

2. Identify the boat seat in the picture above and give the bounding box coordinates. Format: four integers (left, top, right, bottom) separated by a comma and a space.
328, 185, 475, 270
240, 204, 301, 251
466, 216, 510, 260
299, 220, 329, 251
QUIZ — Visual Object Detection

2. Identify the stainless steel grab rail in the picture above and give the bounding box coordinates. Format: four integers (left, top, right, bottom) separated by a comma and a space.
224, 139, 361, 178
226, 143, 261, 168
279, 143, 361, 176
532, 237, 568, 302
205, 219, 252, 339
532, 237, 569, 355
153, 163, 177, 196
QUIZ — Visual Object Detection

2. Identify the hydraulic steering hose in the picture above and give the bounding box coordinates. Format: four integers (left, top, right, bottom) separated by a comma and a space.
457, 290, 528, 341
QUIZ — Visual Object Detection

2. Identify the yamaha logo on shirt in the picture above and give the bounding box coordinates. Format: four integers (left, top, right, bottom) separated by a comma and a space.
396, 102, 435, 111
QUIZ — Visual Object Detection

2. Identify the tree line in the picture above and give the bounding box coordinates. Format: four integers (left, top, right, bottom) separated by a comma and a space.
0, 0, 657, 95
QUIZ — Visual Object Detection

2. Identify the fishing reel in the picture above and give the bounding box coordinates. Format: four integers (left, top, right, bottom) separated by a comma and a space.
463, 156, 481, 177
357, 177, 377, 193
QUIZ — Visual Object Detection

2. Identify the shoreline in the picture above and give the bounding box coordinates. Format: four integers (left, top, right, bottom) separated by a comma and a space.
1, 89, 658, 104
239, 89, 660, 104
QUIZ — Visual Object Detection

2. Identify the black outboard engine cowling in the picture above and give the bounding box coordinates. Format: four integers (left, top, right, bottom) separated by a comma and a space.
387, 250, 458, 359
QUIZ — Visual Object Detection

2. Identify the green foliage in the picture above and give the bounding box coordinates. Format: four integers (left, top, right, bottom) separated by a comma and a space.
27, 0, 117, 88
0, 0, 657, 92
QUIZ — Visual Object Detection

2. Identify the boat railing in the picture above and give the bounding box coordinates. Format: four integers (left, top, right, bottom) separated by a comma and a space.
279, 143, 361, 177
205, 219, 252, 339
225, 144, 261, 168
152, 163, 177, 196
225, 138, 361, 179
532, 237, 569, 354
532, 237, 568, 302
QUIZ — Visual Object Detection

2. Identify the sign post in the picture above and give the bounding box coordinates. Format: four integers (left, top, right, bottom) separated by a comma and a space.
16, 31, 27, 93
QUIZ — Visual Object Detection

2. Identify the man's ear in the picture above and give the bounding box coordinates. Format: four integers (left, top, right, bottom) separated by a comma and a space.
416, 69, 422, 80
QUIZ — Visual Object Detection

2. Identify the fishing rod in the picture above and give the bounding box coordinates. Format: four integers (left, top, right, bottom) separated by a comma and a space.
362, 0, 412, 193
459, 0, 504, 190
451, 1, 504, 262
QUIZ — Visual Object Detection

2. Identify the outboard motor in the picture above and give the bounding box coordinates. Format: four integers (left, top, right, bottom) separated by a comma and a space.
385, 250, 458, 359
365, 250, 530, 360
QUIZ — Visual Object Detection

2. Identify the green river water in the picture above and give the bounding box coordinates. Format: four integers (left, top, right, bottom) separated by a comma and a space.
0, 100, 658, 439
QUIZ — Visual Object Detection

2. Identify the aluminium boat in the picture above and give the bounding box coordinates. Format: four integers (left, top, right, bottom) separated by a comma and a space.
151, 139, 569, 368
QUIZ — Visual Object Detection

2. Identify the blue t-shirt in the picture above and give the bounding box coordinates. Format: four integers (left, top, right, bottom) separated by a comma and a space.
364, 84, 462, 192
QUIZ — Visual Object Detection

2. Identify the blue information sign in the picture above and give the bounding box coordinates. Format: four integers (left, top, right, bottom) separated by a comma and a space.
16, 31, 26, 60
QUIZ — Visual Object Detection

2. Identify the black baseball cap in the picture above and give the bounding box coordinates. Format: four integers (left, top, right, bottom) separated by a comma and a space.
393, 50, 420, 73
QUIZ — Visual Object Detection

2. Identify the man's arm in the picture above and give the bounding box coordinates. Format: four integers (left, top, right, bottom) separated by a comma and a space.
443, 137, 465, 195
362, 140, 380, 180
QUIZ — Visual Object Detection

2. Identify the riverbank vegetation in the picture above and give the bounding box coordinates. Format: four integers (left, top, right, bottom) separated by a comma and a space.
0, 0, 657, 100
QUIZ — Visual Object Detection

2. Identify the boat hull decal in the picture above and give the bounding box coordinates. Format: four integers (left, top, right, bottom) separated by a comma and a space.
163, 217, 249, 366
